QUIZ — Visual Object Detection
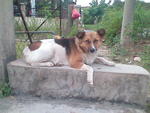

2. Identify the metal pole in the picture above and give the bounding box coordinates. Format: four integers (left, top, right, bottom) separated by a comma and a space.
17, 0, 33, 43
59, 0, 62, 36
30, 0, 36, 16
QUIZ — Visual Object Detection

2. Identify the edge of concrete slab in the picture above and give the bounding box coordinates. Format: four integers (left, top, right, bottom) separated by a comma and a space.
8, 59, 150, 76
7, 59, 150, 106
0, 96, 146, 113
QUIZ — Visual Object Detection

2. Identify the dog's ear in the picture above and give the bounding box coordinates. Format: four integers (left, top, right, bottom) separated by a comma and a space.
97, 29, 105, 37
76, 31, 85, 39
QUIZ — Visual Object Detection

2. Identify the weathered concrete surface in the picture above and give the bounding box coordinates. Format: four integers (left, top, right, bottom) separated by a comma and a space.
7, 59, 150, 105
0, 0, 16, 82
0, 96, 146, 113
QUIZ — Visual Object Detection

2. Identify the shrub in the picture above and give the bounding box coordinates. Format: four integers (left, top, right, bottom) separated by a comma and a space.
133, 2, 150, 42
0, 83, 11, 98
140, 45, 150, 72
83, 1, 108, 24
67, 25, 78, 38
84, 24, 99, 31
97, 1, 150, 46
98, 7, 123, 45
83, 8, 96, 24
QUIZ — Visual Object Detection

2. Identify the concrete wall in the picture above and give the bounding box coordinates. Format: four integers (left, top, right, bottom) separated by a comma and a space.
8, 59, 150, 105
0, 0, 16, 82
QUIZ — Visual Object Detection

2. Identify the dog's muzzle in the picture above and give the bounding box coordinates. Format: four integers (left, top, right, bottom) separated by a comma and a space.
90, 48, 97, 53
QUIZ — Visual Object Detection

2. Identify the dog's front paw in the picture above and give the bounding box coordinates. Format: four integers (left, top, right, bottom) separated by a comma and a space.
87, 80, 93, 85
105, 61, 115, 66
47, 62, 54, 67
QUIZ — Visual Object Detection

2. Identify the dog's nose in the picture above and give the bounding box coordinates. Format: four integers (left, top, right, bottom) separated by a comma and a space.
90, 48, 96, 53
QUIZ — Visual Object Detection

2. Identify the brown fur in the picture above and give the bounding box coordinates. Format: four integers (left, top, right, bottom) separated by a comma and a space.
68, 52, 83, 69
28, 29, 105, 69
77, 31, 104, 53
68, 29, 105, 69
29, 41, 42, 51
55, 37, 84, 68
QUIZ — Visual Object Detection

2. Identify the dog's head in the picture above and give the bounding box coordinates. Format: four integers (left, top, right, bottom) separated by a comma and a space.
76, 29, 105, 53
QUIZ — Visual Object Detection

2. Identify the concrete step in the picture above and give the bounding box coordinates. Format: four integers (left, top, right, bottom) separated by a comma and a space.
7, 59, 150, 106
0, 96, 146, 113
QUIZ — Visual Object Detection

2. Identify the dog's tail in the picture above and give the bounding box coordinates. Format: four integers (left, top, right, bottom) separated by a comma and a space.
53, 35, 62, 39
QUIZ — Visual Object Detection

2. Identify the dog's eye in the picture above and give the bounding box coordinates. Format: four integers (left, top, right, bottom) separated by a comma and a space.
85, 40, 91, 44
94, 39, 98, 43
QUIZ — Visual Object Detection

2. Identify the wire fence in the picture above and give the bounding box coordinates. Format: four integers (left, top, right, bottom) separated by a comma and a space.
14, 0, 64, 58
15, 16, 60, 58
14, 0, 79, 58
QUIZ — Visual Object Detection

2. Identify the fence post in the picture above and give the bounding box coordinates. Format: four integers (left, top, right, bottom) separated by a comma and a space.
0, 0, 16, 82
20, 3, 26, 18
30, 0, 36, 16
66, 3, 74, 34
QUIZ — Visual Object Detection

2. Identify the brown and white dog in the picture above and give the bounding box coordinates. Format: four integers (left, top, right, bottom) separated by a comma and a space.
23, 29, 115, 85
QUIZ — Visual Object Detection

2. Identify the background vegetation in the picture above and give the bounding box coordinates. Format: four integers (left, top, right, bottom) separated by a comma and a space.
84, 1, 150, 45
83, 2, 150, 111
0, 83, 11, 98
14, 0, 150, 71
83, 0, 150, 72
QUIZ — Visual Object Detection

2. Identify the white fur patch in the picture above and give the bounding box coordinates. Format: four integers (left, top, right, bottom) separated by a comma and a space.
81, 64, 94, 85
83, 52, 97, 65
23, 39, 68, 66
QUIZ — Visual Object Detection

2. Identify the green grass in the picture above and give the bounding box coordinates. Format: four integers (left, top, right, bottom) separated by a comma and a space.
146, 104, 150, 113
15, 17, 61, 59
84, 24, 100, 31
16, 41, 28, 58
15, 17, 60, 34
0, 83, 11, 98
140, 45, 150, 72
67, 25, 78, 37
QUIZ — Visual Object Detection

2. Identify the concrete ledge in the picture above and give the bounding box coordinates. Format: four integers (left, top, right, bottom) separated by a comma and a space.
0, 96, 146, 113
7, 59, 150, 105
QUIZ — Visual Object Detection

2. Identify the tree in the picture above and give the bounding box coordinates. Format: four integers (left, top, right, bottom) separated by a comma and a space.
120, 0, 136, 49
113, 0, 120, 4
89, 0, 98, 7
83, 0, 108, 24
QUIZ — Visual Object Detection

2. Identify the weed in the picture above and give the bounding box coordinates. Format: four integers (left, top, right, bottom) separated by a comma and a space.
146, 104, 150, 113
16, 41, 28, 58
67, 26, 78, 38
0, 83, 11, 98
140, 45, 150, 72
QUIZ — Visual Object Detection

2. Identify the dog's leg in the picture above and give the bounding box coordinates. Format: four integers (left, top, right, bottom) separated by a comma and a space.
30, 62, 54, 67
69, 54, 94, 85
95, 57, 115, 66
81, 64, 94, 85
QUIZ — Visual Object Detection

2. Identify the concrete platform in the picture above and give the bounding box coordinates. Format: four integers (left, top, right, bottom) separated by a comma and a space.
7, 59, 150, 105
0, 96, 146, 113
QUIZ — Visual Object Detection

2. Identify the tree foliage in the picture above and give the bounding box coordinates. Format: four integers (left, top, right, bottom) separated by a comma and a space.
83, 0, 108, 24
84, 1, 150, 46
